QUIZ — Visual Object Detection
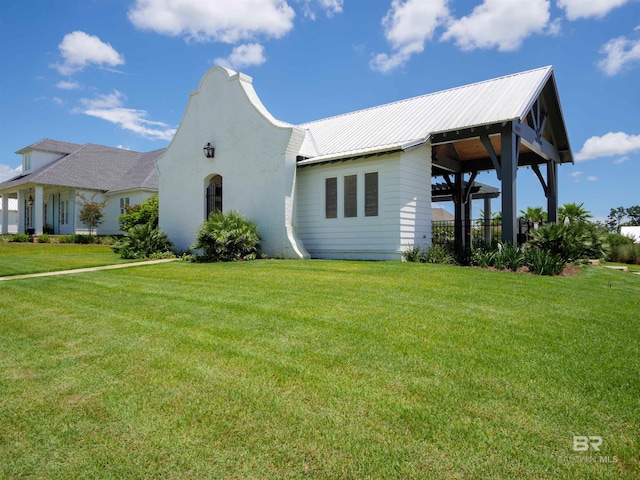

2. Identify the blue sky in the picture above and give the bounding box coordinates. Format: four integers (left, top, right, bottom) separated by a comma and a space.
1, 0, 638, 221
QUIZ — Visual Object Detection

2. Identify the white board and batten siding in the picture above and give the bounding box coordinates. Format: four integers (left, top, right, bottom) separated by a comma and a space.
296, 144, 431, 260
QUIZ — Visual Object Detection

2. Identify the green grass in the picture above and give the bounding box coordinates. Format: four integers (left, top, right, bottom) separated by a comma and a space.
0, 243, 137, 277
1, 259, 638, 479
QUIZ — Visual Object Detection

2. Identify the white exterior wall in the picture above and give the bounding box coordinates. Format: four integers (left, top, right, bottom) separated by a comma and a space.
399, 144, 432, 253
24, 151, 65, 174
101, 190, 156, 235
295, 144, 431, 260
157, 67, 308, 258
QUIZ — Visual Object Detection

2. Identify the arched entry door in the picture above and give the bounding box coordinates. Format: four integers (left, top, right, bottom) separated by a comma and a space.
206, 175, 222, 218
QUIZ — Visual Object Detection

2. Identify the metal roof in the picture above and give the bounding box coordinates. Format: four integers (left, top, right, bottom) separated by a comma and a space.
297, 66, 556, 161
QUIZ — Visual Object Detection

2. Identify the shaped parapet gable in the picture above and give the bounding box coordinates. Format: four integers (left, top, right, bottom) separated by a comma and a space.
157, 66, 309, 258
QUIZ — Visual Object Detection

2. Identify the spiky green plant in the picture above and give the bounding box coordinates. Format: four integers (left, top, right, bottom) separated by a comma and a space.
192, 211, 260, 261
118, 223, 173, 259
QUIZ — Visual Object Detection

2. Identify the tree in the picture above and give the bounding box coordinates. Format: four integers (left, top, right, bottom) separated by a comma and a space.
558, 202, 591, 224
606, 206, 627, 233
76, 193, 106, 235
625, 205, 640, 225
519, 206, 547, 223
118, 194, 159, 231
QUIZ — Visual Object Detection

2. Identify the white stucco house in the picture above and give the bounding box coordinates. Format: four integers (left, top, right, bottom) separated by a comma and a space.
158, 65, 573, 260
0, 139, 163, 235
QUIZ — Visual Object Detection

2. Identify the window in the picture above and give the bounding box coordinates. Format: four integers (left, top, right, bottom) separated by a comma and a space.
60, 200, 68, 225
206, 175, 223, 218
364, 172, 378, 217
24, 153, 31, 171
344, 174, 357, 218
325, 177, 337, 219
120, 197, 130, 215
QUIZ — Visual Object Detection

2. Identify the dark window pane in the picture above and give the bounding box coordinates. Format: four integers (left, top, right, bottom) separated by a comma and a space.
365, 172, 378, 217
325, 177, 337, 219
344, 174, 357, 218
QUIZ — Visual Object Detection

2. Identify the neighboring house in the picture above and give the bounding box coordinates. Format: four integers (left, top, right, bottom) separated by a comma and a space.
621, 226, 640, 243
0, 198, 18, 233
158, 65, 573, 259
432, 208, 455, 222
0, 139, 164, 235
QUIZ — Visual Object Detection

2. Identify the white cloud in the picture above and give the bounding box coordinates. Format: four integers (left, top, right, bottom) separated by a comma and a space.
557, 0, 631, 20
441, 0, 550, 52
587, 176, 598, 182
575, 131, 640, 161
613, 155, 630, 164
214, 43, 266, 69
0, 164, 21, 182
597, 34, 640, 76
570, 170, 583, 178
299, 0, 343, 18
370, 0, 450, 73
546, 17, 562, 36
56, 79, 81, 90
78, 90, 176, 141
128, 0, 295, 43
81, 90, 126, 109
52, 31, 125, 75
53, 97, 64, 106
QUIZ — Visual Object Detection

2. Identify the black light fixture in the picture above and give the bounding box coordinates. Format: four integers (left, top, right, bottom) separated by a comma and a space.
27, 190, 33, 206
203, 142, 215, 158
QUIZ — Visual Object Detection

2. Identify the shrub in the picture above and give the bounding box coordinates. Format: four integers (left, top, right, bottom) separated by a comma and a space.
11, 233, 30, 243
403, 244, 426, 263
37, 234, 51, 243
607, 233, 634, 247
148, 251, 177, 260
118, 194, 159, 231
192, 211, 260, 262
117, 223, 173, 259
608, 243, 640, 265
470, 243, 526, 272
528, 222, 608, 264
425, 245, 456, 265
525, 248, 565, 275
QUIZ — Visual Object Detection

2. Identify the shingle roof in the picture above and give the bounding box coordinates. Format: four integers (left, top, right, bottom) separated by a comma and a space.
0, 143, 164, 193
16, 138, 83, 155
297, 66, 558, 162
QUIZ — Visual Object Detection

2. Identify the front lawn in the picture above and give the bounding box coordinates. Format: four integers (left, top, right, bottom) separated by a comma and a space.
0, 243, 136, 277
1, 260, 638, 478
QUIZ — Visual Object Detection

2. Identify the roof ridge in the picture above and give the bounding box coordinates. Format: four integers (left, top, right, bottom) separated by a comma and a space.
297, 65, 553, 128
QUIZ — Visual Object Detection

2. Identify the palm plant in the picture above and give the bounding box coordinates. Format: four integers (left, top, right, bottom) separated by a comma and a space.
519, 206, 547, 223
558, 202, 592, 224
192, 211, 260, 261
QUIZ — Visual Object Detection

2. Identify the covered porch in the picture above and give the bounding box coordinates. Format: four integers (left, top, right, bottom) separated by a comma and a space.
0, 184, 76, 235
429, 70, 573, 252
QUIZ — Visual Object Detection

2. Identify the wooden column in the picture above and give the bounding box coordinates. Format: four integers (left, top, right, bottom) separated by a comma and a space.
547, 160, 558, 223
454, 172, 464, 253
501, 122, 520, 245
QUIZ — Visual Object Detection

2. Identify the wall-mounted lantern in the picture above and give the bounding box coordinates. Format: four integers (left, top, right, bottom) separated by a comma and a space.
203, 142, 215, 158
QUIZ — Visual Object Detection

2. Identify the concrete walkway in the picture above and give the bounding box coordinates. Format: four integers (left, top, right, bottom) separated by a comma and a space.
0, 258, 177, 282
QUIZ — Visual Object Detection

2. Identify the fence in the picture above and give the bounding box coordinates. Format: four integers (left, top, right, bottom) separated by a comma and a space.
432, 219, 537, 251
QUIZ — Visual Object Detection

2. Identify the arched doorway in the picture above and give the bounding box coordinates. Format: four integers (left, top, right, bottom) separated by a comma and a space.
206, 175, 222, 218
